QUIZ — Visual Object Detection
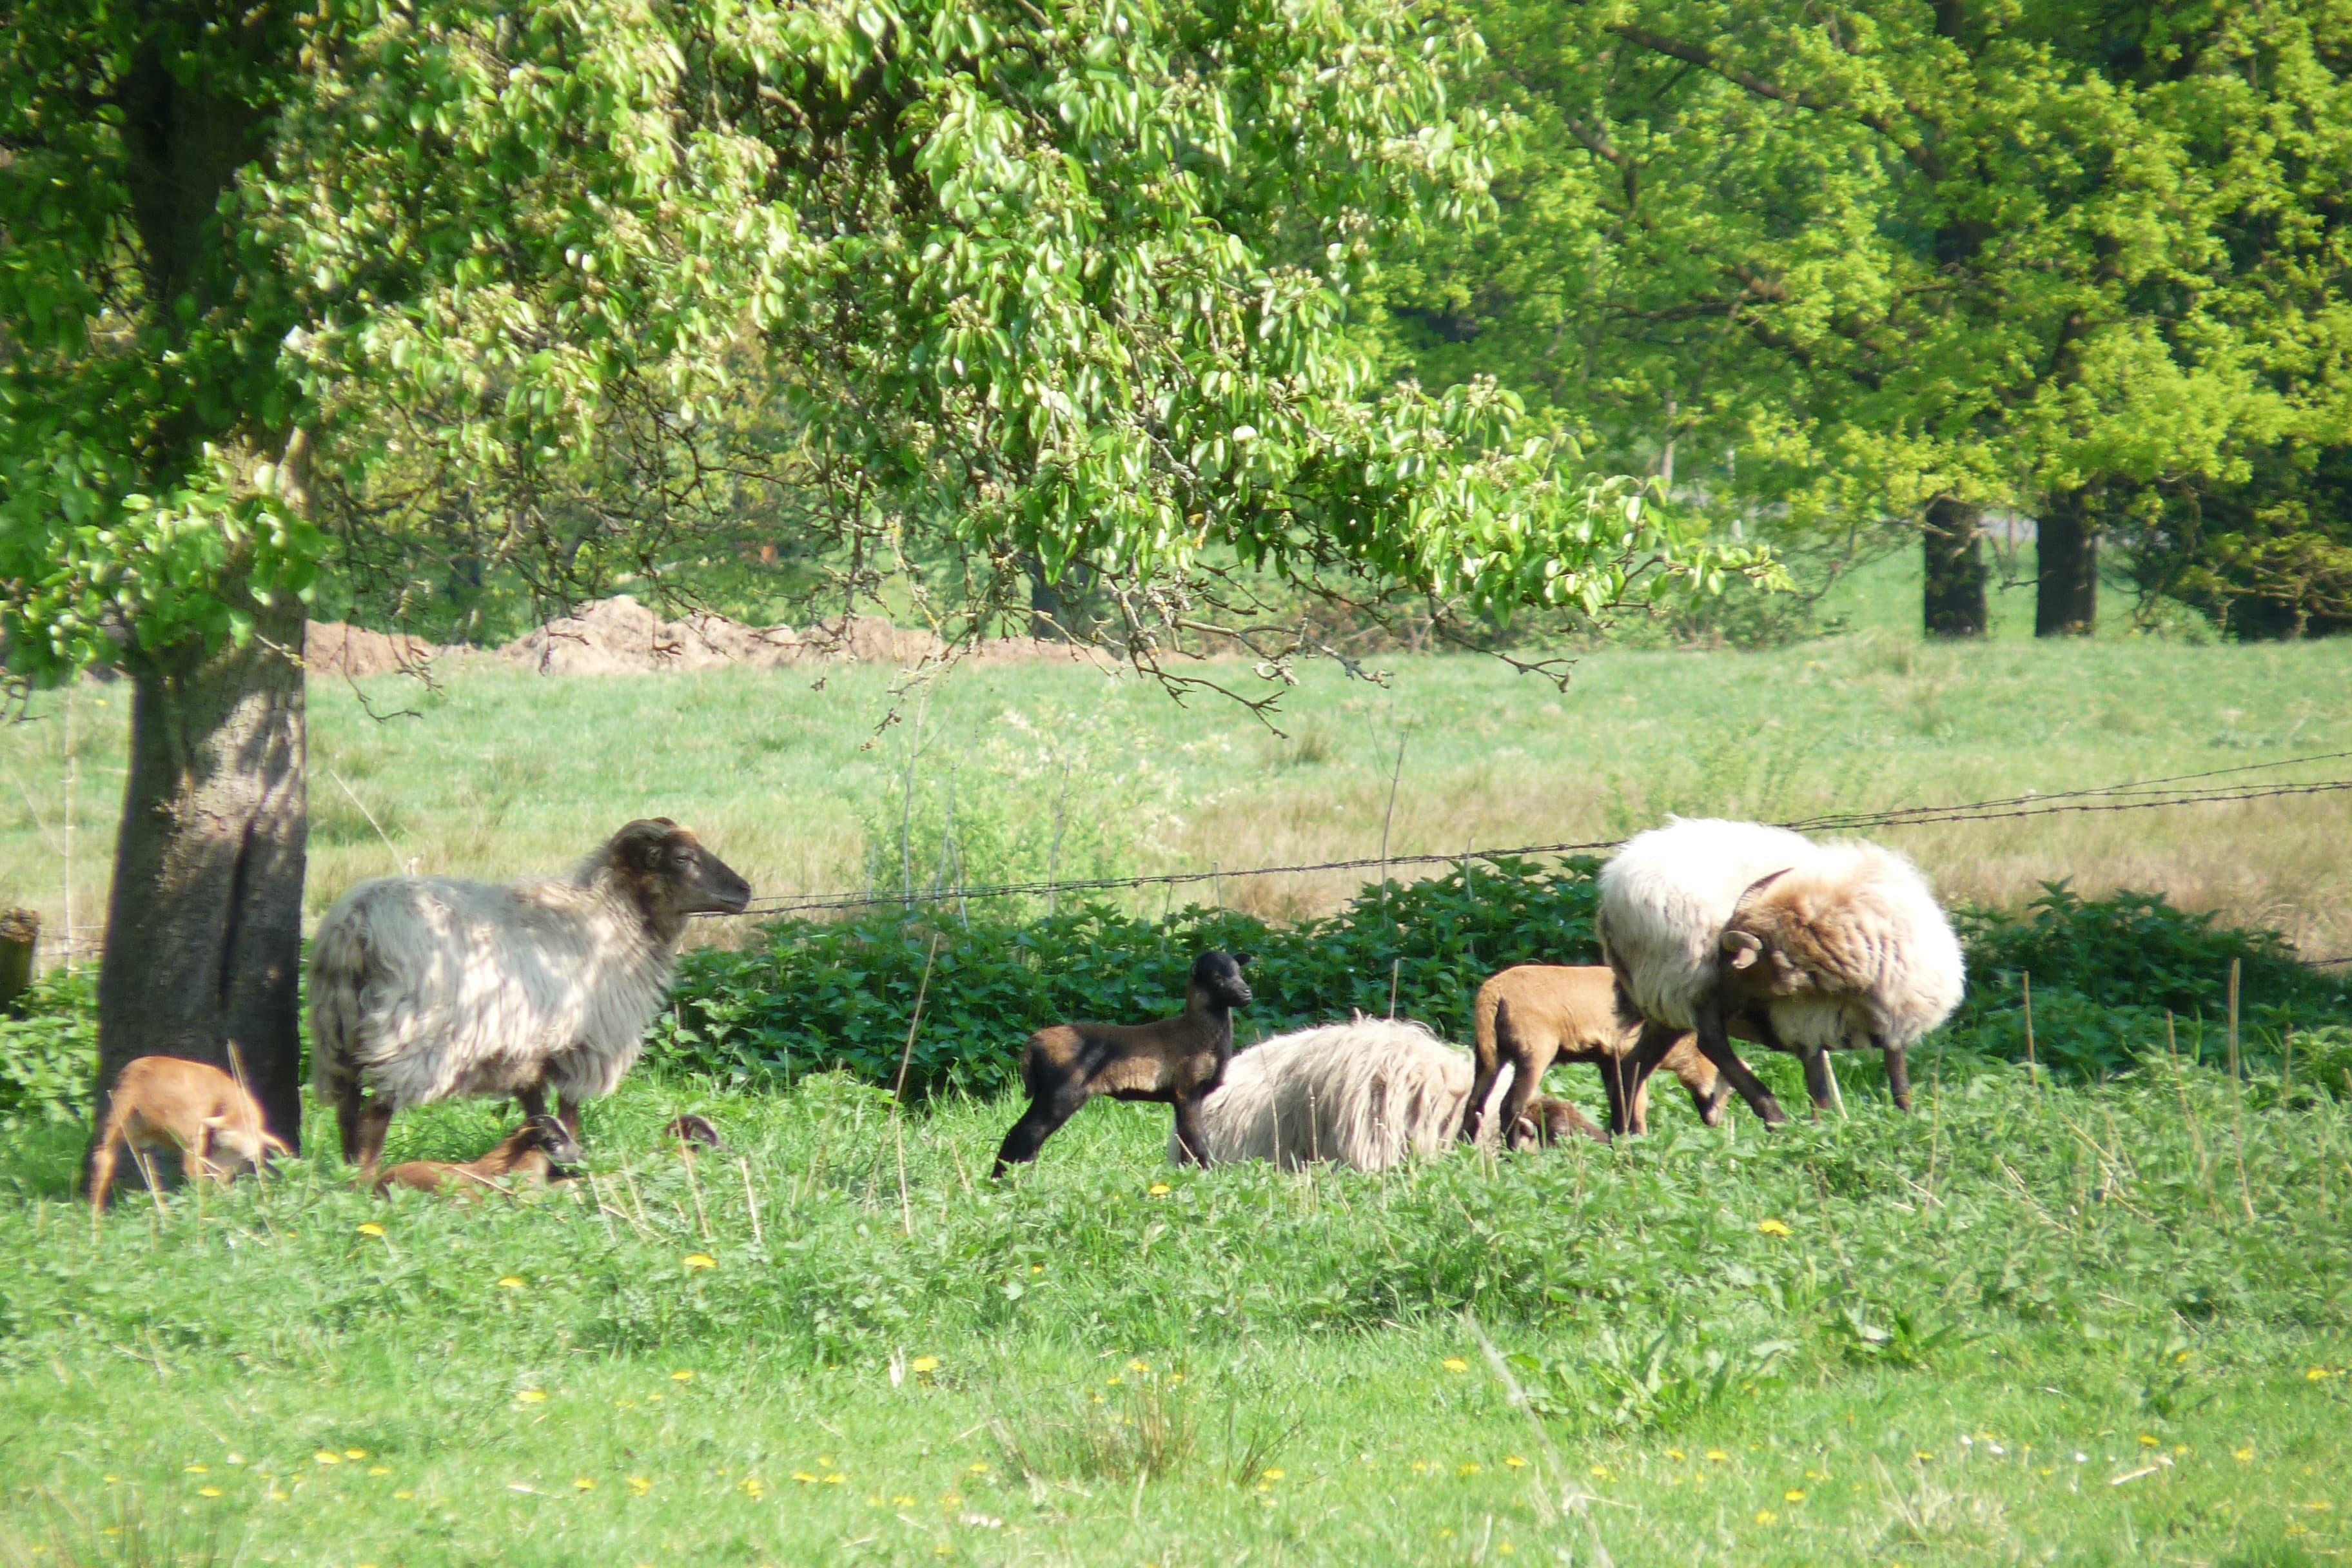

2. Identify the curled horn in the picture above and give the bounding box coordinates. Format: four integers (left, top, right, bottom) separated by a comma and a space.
1720, 867, 1797, 970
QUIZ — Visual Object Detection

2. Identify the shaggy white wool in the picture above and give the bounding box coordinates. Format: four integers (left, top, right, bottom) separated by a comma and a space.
1733, 839, 1966, 1054
1596, 816, 1824, 1031
310, 859, 676, 1113
1178, 1019, 1516, 1171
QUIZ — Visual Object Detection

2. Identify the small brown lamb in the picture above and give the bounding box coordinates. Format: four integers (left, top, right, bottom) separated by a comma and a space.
992, 951, 1253, 1176
373, 1115, 584, 1200
87, 1055, 291, 1208
1462, 965, 1751, 1146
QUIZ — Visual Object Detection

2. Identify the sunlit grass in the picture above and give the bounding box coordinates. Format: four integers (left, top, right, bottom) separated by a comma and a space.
3, 1051, 2347, 1566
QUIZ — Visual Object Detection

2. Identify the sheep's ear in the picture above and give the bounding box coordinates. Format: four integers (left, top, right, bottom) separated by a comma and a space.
1721, 929, 1764, 969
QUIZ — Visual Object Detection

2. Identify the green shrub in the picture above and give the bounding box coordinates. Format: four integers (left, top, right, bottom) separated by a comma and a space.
656, 864, 2348, 1095
0, 967, 95, 1127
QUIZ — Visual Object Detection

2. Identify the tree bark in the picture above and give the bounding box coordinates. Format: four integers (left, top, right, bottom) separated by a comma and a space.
88, 588, 309, 1175
1921, 496, 1988, 637
2035, 488, 2099, 636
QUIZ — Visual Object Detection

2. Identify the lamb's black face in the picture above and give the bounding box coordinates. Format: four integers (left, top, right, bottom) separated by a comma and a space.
524, 1113, 585, 1168
1191, 950, 1253, 1008
616, 818, 754, 916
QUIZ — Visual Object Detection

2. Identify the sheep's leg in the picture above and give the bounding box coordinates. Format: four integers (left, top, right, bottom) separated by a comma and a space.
351, 1099, 395, 1180
1801, 1050, 1845, 1119
1694, 1003, 1790, 1127
1684, 1073, 1730, 1128
1612, 1022, 1681, 1137
1882, 1043, 1913, 1112
335, 1079, 368, 1166
1460, 1055, 1499, 1145
990, 1086, 1088, 1178
1170, 1095, 1215, 1168
1498, 1043, 1555, 1152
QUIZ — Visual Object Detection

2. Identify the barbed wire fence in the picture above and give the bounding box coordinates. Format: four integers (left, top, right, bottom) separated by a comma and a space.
709, 749, 2352, 968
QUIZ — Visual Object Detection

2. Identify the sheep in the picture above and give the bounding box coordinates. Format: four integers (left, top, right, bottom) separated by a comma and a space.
1709, 838, 1966, 1115
1459, 965, 1740, 1146
991, 951, 1253, 1177
373, 1115, 585, 1199
311, 818, 752, 1177
1177, 1017, 1609, 1172
87, 1055, 291, 1208
1598, 818, 1961, 1124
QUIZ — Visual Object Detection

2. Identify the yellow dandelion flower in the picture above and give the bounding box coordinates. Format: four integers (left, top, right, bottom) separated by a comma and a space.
628, 1477, 652, 1495
516, 1389, 549, 1404
357, 1223, 386, 1238
1504, 1456, 1527, 1469
1664, 1449, 1685, 1462
1705, 1450, 1729, 1463
368, 1466, 391, 1476
1090, 1393, 1106, 1404
939, 1493, 963, 1508
818, 1456, 833, 1467
910, 1356, 940, 1375
894, 1494, 919, 1507
1105, 1375, 1122, 1387
184, 1464, 208, 1475
740, 1477, 766, 1498
1128, 1358, 1151, 1373
1442, 1358, 1469, 1372
1147, 1183, 1171, 1196
344, 1449, 368, 1460
1498, 1545, 1515, 1557
1262, 1469, 1286, 1481
683, 1253, 716, 1271
574, 1478, 596, 1491
2307, 1367, 2333, 1381
1411, 1461, 1430, 1473
792, 1472, 819, 1484
1030, 1262, 1044, 1273
1756, 1219, 1792, 1237
1915, 1450, 1935, 1462
2234, 1447, 2255, 1462
1438, 1528, 1455, 1540
1168, 1373, 1184, 1384
1754, 1509, 1777, 1525
314, 1452, 341, 1466
671, 1369, 696, 1382
1784, 1489, 1806, 1502
1458, 1463, 1482, 1477
394, 1491, 415, 1501
2138, 1435, 2160, 1447
968, 1462, 989, 1475
197, 1487, 223, 1499
824, 1474, 845, 1485
497, 1277, 525, 1290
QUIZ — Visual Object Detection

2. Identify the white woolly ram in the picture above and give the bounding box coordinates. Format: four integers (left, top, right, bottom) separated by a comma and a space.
309, 819, 750, 1174
1175, 1018, 1600, 1171
1596, 817, 1962, 1123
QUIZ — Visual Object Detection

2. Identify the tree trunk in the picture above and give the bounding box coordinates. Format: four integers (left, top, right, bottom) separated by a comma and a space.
88, 589, 309, 1175
1921, 496, 1988, 638
2036, 489, 2099, 636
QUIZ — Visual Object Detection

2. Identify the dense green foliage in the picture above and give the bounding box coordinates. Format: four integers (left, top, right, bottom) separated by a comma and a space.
648, 863, 2352, 1095
0, 967, 94, 1128
1, 1061, 2347, 1565
1378, 0, 2352, 635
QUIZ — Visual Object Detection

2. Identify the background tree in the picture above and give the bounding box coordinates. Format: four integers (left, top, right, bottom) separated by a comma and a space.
1, 0, 1752, 1157
1380, 0, 2352, 640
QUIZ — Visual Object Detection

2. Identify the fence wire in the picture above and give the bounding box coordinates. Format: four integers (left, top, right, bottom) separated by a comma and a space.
718, 749, 2352, 926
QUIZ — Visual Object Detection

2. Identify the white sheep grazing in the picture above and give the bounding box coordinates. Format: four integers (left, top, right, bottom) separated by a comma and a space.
1715, 838, 1965, 1114
1175, 1018, 1602, 1171
310, 819, 751, 1175
1597, 817, 1961, 1124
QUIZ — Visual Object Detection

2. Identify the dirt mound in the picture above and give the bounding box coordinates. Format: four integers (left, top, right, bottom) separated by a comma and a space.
496, 596, 957, 674
306, 621, 441, 678
312, 599, 1104, 678
489, 602, 1110, 677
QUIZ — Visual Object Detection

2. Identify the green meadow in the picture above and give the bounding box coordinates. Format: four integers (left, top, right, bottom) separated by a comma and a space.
3, 1053, 2350, 1567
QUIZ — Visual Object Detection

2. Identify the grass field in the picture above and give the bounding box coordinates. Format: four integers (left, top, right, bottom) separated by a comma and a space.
3, 1051, 2349, 1567
4, 621, 2350, 967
